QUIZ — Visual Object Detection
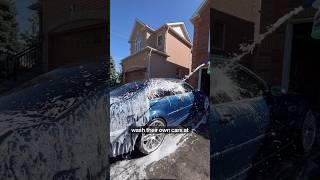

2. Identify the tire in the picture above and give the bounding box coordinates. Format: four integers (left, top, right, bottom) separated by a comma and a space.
138, 118, 166, 155
295, 110, 317, 155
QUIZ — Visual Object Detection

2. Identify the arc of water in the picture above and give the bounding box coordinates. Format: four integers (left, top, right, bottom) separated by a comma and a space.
183, 6, 305, 81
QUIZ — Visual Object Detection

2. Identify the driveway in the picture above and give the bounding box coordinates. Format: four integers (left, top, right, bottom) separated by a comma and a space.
110, 113, 210, 180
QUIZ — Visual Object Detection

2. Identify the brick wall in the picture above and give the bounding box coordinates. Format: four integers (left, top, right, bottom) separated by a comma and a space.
189, 3, 211, 87
42, 0, 106, 33
211, 9, 255, 60
252, 0, 316, 85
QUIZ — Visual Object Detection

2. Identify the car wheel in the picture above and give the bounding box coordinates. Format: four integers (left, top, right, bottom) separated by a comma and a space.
296, 110, 317, 155
138, 118, 166, 155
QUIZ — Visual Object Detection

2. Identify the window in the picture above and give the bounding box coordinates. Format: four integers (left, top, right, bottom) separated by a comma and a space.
157, 35, 163, 47
149, 89, 174, 100
212, 22, 225, 50
183, 83, 194, 93
135, 32, 142, 52
211, 61, 267, 104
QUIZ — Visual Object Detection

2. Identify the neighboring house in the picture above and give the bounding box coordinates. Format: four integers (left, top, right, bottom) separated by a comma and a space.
189, 0, 261, 95
30, 0, 107, 71
122, 20, 192, 83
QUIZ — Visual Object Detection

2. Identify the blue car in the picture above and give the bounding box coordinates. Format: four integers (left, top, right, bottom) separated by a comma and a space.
210, 59, 318, 179
110, 78, 208, 157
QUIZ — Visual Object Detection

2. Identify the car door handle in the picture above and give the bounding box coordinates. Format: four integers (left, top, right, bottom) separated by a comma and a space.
220, 113, 234, 124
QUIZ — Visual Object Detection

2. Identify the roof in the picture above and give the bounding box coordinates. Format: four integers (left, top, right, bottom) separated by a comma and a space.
128, 19, 192, 43
190, 0, 209, 22
128, 19, 155, 41
166, 22, 191, 42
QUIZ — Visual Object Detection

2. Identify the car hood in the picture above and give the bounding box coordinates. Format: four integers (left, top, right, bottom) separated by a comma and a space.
0, 62, 107, 136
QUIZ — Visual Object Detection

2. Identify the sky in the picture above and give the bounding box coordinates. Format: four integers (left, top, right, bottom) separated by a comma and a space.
16, 0, 33, 33
111, 0, 203, 71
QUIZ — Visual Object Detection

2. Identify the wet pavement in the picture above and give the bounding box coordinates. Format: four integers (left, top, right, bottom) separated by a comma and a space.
110, 113, 320, 180
110, 113, 210, 180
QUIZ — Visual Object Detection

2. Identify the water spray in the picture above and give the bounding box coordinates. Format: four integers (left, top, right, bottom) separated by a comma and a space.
310, 0, 320, 39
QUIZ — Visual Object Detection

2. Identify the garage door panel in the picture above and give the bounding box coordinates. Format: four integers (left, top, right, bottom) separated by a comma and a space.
49, 25, 107, 69
125, 70, 146, 83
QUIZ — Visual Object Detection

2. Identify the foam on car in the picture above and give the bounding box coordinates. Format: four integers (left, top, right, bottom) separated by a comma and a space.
110, 79, 187, 157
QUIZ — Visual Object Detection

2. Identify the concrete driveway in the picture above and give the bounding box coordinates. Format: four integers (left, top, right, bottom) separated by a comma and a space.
110, 113, 210, 180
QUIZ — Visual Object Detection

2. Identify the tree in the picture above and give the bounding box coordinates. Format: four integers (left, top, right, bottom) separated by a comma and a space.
117, 61, 124, 84
0, 0, 20, 53
110, 56, 118, 86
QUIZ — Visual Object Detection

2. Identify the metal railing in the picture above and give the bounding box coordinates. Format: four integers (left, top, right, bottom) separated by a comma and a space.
0, 44, 42, 80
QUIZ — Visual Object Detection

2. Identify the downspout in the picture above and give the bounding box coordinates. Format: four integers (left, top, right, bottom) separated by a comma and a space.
147, 48, 153, 79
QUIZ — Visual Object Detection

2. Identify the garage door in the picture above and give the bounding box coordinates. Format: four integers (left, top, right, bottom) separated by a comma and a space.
125, 70, 146, 83
49, 24, 107, 69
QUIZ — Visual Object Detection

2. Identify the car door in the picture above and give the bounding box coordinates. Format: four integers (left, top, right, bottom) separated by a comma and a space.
172, 83, 195, 123
210, 61, 270, 179
148, 88, 185, 126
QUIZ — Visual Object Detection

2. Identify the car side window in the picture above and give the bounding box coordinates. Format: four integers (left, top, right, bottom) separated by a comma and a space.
182, 83, 193, 93
211, 61, 266, 104
234, 67, 266, 99
149, 89, 174, 100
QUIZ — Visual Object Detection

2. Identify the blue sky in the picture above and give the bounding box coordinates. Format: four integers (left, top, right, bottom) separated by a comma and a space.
111, 0, 203, 71
16, 0, 33, 32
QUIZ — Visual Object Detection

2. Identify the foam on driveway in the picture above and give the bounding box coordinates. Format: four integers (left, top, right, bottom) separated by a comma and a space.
110, 113, 210, 180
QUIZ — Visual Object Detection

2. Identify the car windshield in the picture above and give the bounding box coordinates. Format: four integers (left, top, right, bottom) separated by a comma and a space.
110, 81, 145, 98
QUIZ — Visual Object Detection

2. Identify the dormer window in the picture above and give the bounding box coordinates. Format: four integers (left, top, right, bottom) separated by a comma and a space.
136, 32, 142, 52
157, 34, 163, 47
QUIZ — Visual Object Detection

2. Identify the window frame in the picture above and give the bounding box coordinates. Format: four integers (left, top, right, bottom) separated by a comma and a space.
211, 61, 269, 105
183, 82, 194, 93
135, 32, 142, 52
212, 21, 226, 50
157, 34, 163, 47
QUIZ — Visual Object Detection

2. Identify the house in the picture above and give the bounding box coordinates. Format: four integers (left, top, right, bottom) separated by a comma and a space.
189, 0, 260, 95
252, 0, 320, 109
29, 0, 107, 71
122, 20, 192, 83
